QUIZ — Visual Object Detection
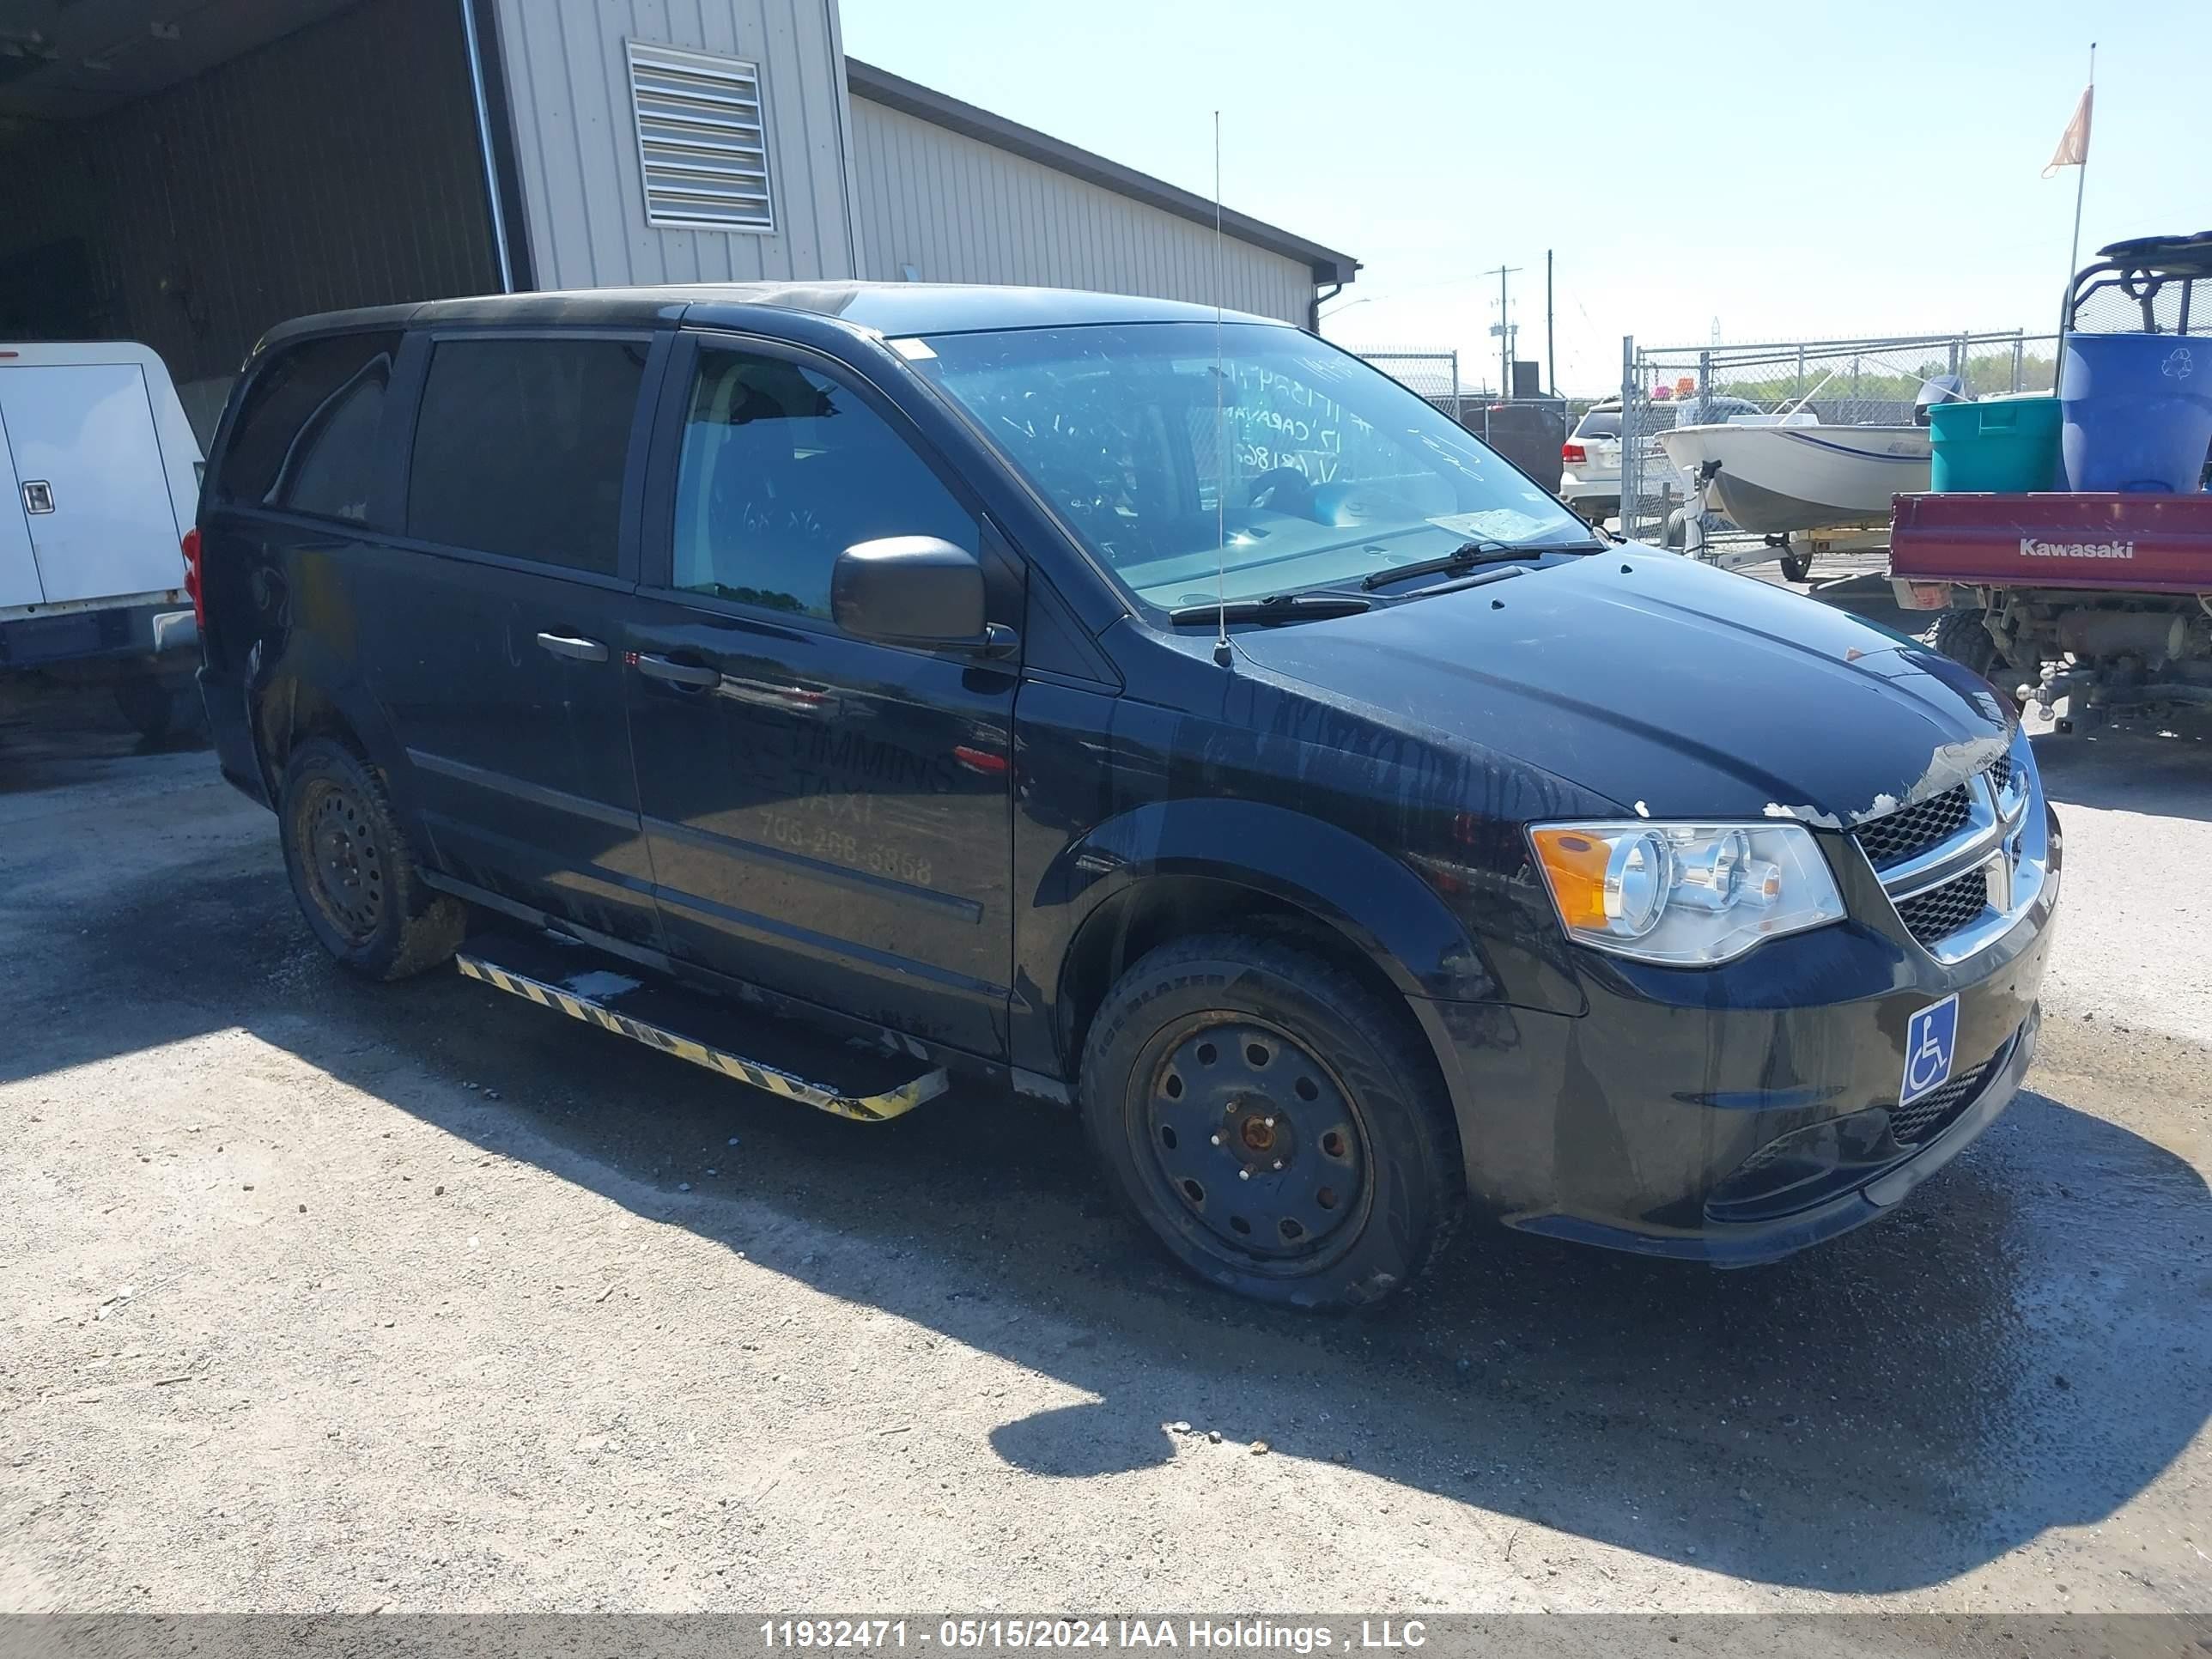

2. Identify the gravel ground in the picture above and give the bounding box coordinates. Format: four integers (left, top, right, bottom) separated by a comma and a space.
1, 684, 2207, 1617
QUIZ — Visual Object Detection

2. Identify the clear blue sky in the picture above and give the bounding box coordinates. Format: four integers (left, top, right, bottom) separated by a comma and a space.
838, 0, 2212, 395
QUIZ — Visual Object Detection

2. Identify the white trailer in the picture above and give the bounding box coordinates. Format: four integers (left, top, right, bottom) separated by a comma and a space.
1, 341, 204, 739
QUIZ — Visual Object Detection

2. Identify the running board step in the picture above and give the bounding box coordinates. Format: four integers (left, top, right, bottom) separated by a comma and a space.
453, 930, 948, 1122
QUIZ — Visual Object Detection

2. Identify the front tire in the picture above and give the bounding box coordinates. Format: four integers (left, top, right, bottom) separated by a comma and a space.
1079, 935, 1463, 1310
278, 736, 465, 980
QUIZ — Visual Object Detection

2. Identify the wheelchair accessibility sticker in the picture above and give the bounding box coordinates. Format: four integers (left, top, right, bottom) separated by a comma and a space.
1901, 994, 1960, 1106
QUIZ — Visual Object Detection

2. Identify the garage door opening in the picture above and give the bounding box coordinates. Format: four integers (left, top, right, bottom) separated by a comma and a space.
0, 0, 510, 445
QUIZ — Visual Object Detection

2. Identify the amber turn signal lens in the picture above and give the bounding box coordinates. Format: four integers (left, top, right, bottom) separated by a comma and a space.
1529, 827, 1614, 931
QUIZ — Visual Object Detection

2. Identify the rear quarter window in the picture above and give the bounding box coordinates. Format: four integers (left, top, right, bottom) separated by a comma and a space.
214, 331, 402, 522
404, 337, 647, 576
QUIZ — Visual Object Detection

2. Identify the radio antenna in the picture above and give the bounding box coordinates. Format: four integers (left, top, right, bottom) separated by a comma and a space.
1212, 109, 1231, 668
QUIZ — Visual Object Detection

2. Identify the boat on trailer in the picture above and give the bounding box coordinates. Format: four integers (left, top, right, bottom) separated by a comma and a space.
1657, 415, 1932, 536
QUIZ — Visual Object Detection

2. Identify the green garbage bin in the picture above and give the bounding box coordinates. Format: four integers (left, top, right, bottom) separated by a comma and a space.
1929, 397, 2062, 493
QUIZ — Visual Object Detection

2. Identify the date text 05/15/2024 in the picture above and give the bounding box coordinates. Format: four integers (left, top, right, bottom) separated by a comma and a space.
759, 1621, 1432, 1652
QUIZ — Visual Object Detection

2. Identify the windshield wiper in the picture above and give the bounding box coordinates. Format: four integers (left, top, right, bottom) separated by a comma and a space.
1165, 592, 1373, 626
1360, 537, 1604, 592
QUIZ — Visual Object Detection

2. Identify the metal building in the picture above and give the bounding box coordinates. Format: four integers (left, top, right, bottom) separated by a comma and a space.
482, 0, 864, 292
0, 0, 1355, 436
844, 60, 1355, 328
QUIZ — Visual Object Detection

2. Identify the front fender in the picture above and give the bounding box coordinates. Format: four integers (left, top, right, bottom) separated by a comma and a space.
1028, 798, 1501, 1074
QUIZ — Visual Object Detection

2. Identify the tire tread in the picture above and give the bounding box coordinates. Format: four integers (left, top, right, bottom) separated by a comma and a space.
280, 736, 465, 981
1079, 932, 1464, 1310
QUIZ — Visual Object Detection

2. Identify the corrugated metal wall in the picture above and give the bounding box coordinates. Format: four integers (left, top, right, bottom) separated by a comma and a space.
489, 0, 859, 289
848, 97, 1316, 325
0, 0, 498, 392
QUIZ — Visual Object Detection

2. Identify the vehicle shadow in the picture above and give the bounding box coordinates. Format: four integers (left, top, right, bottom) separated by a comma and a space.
2031, 725, 2212, 824
0, 690, 210, 787
11, 851, 2210, 1598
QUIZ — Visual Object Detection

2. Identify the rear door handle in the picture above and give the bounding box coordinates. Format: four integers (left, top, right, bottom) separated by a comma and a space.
536, 631, 608, 663
634, 653, 721, 689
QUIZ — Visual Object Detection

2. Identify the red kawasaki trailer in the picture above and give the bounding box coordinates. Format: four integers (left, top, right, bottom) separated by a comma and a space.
1892, 233, 2212, 732
1893, 492, 2212, 731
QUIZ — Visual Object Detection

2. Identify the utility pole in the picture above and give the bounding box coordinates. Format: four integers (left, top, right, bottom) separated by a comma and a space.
1546, 250, 1556, 398
1486, 263, 1521, 399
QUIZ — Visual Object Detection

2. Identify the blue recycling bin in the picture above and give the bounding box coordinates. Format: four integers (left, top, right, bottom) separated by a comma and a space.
2060, 331, 2212, 493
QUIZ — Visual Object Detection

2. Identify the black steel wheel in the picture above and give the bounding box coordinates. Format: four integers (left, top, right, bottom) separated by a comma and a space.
301, 779, 387, 941
1137, 1015, 1371, 1267
278, 736, 465, 981
1080, 933, 1463, 1310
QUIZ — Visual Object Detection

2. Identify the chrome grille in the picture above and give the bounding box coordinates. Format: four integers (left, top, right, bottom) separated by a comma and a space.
1853, 745, 2045, 963
1855, 785, 1972, 868
1895, 867, 1990, 948
1889, 1053, 1993, 1145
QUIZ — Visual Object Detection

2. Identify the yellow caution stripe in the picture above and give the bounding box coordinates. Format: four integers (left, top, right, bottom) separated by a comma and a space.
455, 953, 945, 1121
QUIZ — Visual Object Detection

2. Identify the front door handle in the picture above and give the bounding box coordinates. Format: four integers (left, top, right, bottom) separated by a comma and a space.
634, 653, 721, 689
536, 631, 608, 663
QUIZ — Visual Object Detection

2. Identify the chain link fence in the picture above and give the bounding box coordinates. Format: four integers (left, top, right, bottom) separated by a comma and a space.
1351, 347, 1571, 480
1616, 331, 2062, 558
1350, 349, 1463, 411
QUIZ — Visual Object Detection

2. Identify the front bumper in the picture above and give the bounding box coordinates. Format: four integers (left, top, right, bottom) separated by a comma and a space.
1413, 799, 2061, 1266
1514, 1002, 2040, 1264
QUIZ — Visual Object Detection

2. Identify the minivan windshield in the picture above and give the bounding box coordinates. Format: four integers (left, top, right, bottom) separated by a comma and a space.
905, 322, 1594, 611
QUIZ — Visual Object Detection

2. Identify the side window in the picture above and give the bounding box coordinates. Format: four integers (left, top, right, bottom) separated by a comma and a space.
215, 331, 402, 522
670, 345, 976, 620
406, 337, 647, 575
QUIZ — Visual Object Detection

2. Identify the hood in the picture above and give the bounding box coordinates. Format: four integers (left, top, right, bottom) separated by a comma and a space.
1231, 553, 2012, 828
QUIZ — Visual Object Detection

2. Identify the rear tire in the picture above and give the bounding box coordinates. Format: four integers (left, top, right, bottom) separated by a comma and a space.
1079, 934, 1463, 1310
278, 736, 465, 981
1929, 609, 2025, 711
1931, 608, 1996, 676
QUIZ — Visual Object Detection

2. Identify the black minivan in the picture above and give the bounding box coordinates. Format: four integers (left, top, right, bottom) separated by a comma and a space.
192, 283, 2059, 1308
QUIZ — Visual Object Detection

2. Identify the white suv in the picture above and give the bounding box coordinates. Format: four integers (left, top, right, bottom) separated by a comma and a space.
1559, 395, 1763, 531
1558, 399, 1632, 526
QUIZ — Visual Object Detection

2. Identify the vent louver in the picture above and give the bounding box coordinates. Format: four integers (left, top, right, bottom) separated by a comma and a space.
626, 40, 774, 232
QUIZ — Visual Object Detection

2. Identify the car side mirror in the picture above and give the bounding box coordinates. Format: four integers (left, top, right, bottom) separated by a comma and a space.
831, 536, 1011, 654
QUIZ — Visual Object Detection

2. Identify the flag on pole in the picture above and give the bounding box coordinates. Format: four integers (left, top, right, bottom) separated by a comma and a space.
2043, 84, 2094, 176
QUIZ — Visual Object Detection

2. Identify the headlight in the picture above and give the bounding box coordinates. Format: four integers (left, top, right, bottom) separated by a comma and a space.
1528, 821, 1845, 965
